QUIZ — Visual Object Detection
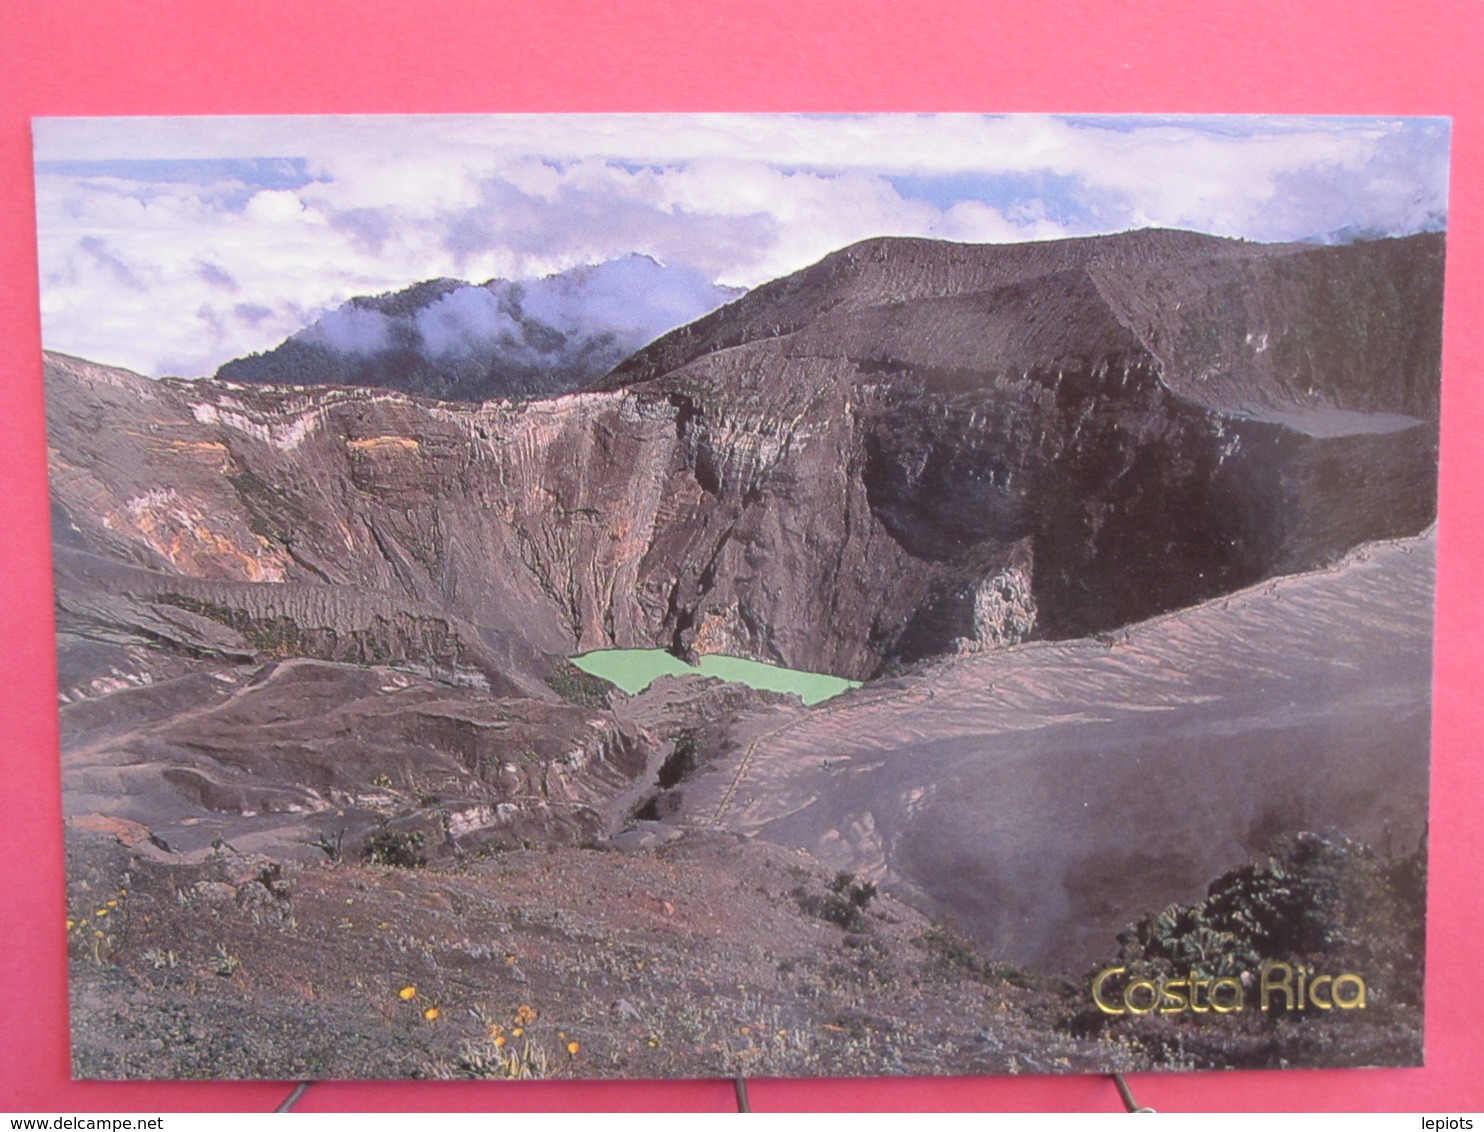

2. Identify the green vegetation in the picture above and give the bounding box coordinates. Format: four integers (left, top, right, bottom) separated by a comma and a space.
792, 871, 878, 932
1065, 830, 1426, 1050
362, 828, 428, 868
918, 924, 1038, 989
226, 466, 307, 544
543, 661, 613, 708
1112, 832, 1424, 992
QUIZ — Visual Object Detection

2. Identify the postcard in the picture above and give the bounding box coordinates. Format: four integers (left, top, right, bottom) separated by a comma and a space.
35, 113, 1446, 1079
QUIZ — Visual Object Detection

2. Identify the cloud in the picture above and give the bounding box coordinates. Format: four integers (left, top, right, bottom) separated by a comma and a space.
302, 305, 396, 356
514, 256, 739, 348
32, 114, 1450, 378
196, 260, 238, 291
300, 257, 736, 369
76, 235, 147, 291
232, 302, 273, 325
243, 188, 309, 224
412, 287, 520, 358
230, 259, 739, 399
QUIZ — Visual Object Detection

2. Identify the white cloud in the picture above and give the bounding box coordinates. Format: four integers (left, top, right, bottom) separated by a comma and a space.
32, 114, 1449, 378
243, 189, 309, 224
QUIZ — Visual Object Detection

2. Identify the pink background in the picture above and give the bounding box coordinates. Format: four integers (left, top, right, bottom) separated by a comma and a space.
2, 0, 1480, 1112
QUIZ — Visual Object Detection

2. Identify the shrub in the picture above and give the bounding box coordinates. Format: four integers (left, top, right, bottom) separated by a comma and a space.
792, 871, 877, 931
545, 663, 611, 708
1066, 830, 1427, 1043
1113, 832, 1425, 998
362, 828, 427, 868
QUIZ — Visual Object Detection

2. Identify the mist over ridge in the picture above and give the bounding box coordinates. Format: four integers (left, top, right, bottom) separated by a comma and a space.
215, 254, 742, 401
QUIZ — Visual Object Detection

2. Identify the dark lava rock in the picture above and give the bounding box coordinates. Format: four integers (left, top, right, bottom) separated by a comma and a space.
602, 230, 1442, 667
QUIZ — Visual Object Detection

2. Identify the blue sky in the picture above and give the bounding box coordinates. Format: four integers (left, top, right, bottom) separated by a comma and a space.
33, 114, 1450, 378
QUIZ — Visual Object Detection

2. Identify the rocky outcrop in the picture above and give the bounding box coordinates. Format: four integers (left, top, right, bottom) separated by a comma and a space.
54, 545, 540, 696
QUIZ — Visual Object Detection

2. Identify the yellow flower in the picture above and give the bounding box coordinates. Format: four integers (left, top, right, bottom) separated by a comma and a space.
398, 985, 417, 1000
494, 1035, 507, 1048
514, 1003, 537, 1024
423, 1007, 440, 1021
65, 919, 74, 931
106, 900, 118, 908
566, 1041, 580, 1056
512, 1027, 523, 1037
96, 909, 108, 917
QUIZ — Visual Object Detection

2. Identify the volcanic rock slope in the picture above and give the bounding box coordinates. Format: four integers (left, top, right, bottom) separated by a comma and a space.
681, 530, 1434, 972
602, 228, 1441, 660
48, 228, 1441, 919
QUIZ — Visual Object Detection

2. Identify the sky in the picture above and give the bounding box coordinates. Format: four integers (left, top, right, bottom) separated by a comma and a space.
33, 113, 1451, 378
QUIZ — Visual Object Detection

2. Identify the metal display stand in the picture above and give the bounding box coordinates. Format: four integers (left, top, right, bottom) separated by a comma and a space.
272, 1074, 1154, 1113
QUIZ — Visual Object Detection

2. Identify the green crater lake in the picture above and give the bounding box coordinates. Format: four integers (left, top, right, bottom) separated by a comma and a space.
571, 649, 860, 706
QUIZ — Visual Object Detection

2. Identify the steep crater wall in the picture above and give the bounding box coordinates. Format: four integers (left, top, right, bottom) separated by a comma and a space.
610, 234, 1441, 673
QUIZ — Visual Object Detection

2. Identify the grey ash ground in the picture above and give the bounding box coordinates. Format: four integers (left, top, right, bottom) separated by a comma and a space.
50, 229, 1440, 1078
68, 829, 1104, 1080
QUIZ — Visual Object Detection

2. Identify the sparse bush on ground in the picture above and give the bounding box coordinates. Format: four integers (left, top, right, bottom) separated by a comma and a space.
544, 663, 611, 708
917, 924, 1039, 989
62, 823, 1422, 1080
792, 871, 877, 931
361, 828, 427, 868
